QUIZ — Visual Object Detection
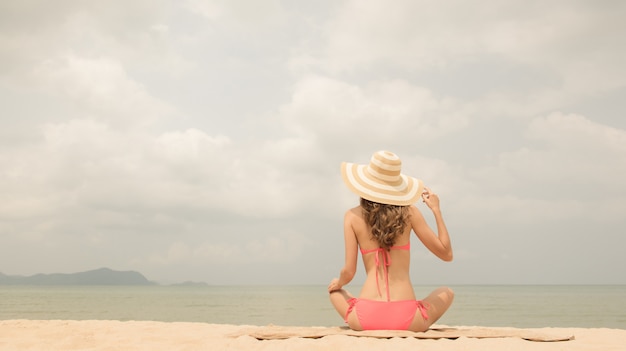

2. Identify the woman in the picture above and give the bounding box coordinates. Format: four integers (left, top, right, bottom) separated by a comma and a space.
328, 150, 454, 332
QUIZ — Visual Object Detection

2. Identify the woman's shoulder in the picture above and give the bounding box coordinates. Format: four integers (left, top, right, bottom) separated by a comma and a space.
345, 206, 361, 217
408, 204, 427, 226
344, 206, 365, 224
408, 204, 422, 215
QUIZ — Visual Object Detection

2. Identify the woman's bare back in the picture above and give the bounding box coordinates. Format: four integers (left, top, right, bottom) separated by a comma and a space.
347, 206, 417, 301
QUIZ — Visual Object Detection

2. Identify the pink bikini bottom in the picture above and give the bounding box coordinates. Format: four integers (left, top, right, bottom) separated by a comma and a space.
345, 298, 430, 330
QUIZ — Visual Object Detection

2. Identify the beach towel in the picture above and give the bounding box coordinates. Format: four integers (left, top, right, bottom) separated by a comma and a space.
232, 325, 575, 342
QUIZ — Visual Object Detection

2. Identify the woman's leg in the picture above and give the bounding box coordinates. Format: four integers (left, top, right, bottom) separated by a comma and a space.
328, 288, 354, 319
409, 286, 455, 332
329, 289, 363, 330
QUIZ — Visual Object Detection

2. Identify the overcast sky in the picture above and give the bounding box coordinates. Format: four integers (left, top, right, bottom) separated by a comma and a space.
1, 0, 625, 285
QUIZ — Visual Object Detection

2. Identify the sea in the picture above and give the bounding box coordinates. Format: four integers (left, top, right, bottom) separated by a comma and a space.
1, 285, 625, 329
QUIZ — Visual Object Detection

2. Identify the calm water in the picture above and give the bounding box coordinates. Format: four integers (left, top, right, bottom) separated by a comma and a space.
1, 285, 624, 329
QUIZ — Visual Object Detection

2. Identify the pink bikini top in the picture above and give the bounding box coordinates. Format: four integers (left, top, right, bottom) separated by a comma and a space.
360, 242, 410, 301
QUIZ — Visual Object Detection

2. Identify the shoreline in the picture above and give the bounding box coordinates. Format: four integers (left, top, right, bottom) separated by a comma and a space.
1, 320, 626, 351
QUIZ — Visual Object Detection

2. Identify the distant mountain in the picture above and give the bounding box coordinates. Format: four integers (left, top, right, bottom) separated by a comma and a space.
0, 268, 156, 285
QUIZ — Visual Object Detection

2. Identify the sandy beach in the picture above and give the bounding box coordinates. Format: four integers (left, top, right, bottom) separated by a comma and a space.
1, 320, 625, 351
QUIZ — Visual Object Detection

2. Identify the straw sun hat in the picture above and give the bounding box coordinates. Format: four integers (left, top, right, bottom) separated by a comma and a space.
341, 151, 424, 206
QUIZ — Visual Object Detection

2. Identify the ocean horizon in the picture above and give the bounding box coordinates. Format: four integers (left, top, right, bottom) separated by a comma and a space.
1, 284, 624, 329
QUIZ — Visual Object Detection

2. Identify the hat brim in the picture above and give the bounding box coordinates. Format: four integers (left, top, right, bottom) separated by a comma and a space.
341, 162, 423, 206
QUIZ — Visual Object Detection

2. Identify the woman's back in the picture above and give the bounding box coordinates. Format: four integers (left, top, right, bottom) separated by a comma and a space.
346, 206, 417, 301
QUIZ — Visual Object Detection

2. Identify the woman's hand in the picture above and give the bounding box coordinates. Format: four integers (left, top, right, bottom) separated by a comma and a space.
421, 187, 440, 211
328, 278, 342, 293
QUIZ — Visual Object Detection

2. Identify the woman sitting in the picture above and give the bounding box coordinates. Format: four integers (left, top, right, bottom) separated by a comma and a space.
328, 150, 454, 332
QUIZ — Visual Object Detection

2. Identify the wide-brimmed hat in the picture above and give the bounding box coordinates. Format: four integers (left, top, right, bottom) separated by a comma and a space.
341, 151, 424, 206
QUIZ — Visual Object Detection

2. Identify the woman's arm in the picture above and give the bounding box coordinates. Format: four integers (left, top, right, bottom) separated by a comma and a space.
328, 210, 359, 292
411, 188, 453, 262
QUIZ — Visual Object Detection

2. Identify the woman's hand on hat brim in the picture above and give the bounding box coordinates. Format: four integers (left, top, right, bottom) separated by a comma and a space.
421, 187, 440, 211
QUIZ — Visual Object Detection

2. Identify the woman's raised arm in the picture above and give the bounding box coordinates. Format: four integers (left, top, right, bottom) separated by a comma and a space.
410, 188, 453, 262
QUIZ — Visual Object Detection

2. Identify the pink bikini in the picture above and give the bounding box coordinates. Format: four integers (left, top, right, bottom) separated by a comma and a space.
345, 242, 430, 330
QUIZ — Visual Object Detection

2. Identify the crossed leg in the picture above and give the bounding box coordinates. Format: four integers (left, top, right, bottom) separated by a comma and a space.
328, 289, 363, 330
330, 287, 454, 332
409, 286, 455, 332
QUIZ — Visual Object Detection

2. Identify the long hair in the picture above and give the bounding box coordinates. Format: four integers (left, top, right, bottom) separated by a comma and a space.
360, 197, 411, 250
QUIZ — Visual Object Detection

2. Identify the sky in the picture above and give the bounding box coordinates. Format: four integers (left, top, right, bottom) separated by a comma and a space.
1, 0, 625, 285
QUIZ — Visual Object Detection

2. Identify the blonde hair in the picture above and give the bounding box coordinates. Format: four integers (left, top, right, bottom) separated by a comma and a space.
360, 198, 410, 250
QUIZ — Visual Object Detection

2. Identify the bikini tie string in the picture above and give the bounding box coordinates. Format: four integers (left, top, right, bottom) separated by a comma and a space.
372, 248, 392, 301
416, 300, 430, 320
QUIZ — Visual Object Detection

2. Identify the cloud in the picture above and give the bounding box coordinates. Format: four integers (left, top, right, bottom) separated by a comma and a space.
279, 75, 468, 151
0, 1, 188, 78
185, 0, 287, 26
499, 112, 626, 192
460, 112, 626, 224
32, 55, 174, 128
289, 0, 626, 123
319, 1, 625, 76
528, 112, 626, 156
0, 113, 328, 239
1, 1, 625, 284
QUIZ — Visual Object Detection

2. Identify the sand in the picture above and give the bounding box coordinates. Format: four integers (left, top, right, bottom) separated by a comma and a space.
1, 320, 625, 351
